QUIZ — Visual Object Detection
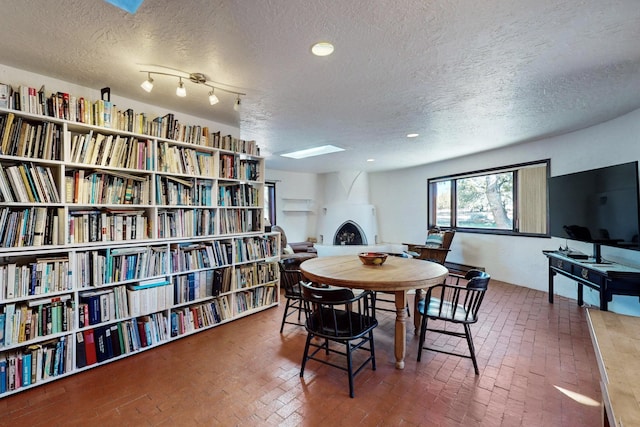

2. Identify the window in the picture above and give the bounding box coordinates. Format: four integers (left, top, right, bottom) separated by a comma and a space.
428, 160, 549, 236
264, 181, 276, 227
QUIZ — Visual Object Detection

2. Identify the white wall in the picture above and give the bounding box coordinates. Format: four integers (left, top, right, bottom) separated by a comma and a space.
369, 108, 640, 315
265, 169, 321, 243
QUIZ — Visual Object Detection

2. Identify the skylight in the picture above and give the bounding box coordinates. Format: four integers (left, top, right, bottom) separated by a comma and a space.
280, 145, 345, 159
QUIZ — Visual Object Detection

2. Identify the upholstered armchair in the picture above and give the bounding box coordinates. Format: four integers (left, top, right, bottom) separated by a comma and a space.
272, 225, 317, 265
404, 228, 455, 265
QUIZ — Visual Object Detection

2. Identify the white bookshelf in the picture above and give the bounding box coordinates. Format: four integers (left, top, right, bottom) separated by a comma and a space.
0, 101, 280, 397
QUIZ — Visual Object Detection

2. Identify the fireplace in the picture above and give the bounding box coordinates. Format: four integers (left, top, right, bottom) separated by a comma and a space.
318, 203, 378, 245
316, 171, 379, 246
334, 221, 366, 245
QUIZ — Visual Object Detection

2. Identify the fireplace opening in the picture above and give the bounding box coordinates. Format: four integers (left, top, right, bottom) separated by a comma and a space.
333, 221, 367, 245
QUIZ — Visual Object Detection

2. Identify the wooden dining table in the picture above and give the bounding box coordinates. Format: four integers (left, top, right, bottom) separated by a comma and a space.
300, 255, 449, 369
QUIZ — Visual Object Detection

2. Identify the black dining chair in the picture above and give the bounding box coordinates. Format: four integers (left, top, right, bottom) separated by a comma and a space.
278, 258, 308, 333
417, 270, 490, 374
299, 282, 378, 398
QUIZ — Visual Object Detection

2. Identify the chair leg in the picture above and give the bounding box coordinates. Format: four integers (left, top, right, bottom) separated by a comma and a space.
464, 324, 479, 375
346, 342, 354, 398
297, 300, 303, 322
417, 315, 429, 362
300, 333, 313, 377
280, 298, 292, 333
369, 330, 376, 371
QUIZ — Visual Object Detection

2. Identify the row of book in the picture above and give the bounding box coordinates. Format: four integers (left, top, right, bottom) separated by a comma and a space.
218, 183, 261, 207
155, 175, 214, 207
79, 286, 128, 326
172, 268, 233, 305
69, 131, 153, 171
66, 169, 151, 205
2, 297, 73, 348
234, 262, 278, 290
76, 246, 167, 288
157, 142, 215, 176
76, 313, 169, 369
0, 162, 60, 204
68, 210, 148, 243
0, 114, 61, 160
0, 83, 260, 155
235, 287, 276, 314
219, 155, 260, 181
0, 207, 62, 248
79, 281, 171, 327
170, 296, 231, 337
169, 241, 232, 272
157, 208, 216, 238
219, 208, 262, 235
126, 280, 173, 318
0, 256, 71, 300
236, 236, 279, 262
0, 335, 71, 394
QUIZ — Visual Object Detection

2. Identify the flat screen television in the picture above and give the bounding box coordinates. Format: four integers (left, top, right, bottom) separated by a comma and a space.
548, 161, 640, 260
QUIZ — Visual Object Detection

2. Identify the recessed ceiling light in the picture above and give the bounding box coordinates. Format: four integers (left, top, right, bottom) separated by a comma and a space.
311, 42, 335, 57
367, 159, 375, 162
407, 133, 419, 138
281, 144, 344, 159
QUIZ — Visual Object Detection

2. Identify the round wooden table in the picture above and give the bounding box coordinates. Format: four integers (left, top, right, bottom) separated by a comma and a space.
300, 255, 448, 369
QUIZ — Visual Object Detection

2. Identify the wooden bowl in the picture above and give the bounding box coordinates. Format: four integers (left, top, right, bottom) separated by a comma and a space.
358, 252, 388, 266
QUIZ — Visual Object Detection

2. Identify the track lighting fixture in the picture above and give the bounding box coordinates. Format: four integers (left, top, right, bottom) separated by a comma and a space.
176, 78, 186, 97
208, 89, 219, 105
140, 73, 154, 92
139, 69, 245, 109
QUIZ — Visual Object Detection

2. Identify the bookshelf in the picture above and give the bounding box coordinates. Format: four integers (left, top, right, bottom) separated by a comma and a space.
0, 98, 279, 396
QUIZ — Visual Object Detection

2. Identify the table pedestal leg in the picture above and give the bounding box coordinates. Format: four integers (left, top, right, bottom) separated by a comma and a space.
394, 290, 408, 369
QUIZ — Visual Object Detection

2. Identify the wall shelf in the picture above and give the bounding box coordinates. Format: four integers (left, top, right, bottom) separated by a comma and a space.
282, 198, 314, 213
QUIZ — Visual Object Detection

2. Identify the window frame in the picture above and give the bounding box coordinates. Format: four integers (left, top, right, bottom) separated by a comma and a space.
264, 181, 277, 227
427, 159, 550, 237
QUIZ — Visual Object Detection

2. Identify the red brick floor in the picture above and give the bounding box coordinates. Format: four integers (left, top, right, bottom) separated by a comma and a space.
0, 280, 602, 426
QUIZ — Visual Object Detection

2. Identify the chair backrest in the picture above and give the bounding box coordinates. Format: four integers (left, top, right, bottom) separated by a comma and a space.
430, 270, 490, 323
464, 270, 490, 291
426, 228, 455, 249
441, 229, 455, 250
300, 282, 377, 339
279, 258, 306, 297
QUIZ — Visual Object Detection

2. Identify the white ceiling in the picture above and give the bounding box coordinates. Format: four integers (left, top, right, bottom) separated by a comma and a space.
0, 0, 639, 174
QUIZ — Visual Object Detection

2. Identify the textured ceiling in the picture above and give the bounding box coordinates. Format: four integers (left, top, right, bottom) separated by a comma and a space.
0, 0, 638, 173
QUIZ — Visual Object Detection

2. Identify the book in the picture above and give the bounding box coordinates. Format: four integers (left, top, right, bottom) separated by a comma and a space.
21, 352, 32, 387
4, 303, 15, 346
83, 329, 97, 366
0, 83, 11, 109
75, 331, 87, 368
94, 326, 110, 363
0, 356, 6, 393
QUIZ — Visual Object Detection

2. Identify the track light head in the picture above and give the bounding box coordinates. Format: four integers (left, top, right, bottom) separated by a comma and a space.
176, 78, 186, 97
208, 90, 219, 105
233, 97, 241, 112
141, 73, 154, 92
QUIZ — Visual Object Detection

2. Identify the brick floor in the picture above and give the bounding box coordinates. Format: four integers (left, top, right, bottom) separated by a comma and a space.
0, 280, 602, 426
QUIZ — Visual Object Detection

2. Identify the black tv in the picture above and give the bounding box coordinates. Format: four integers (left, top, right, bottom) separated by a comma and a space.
549, 161, 640, 260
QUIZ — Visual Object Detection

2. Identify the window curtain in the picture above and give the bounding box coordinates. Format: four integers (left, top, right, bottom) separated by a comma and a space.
518, 165, 547, 234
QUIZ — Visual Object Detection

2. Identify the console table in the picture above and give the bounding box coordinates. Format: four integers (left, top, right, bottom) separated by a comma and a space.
543, 251, 640, 311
